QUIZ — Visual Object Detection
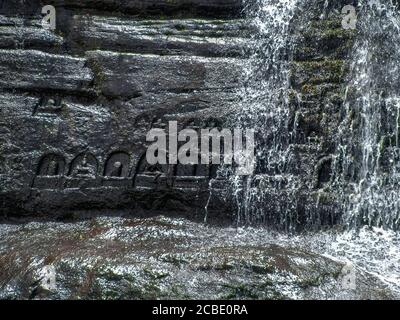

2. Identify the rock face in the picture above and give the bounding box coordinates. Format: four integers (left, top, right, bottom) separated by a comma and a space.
0, 0, 377, 229
0, 0, 249, 220
276, 0, 357, 229
1, 0, 400, 301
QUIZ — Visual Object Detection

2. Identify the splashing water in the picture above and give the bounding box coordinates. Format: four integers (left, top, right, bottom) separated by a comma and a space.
210, 0, 400, 296
332, 0, 400, 229
225, 0, 303, 230
225, 0, 400, 231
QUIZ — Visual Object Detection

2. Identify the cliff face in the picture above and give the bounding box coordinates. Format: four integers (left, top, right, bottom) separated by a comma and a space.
0, 0, 248, 219
3, 1, 400, 301
0, 0, 357, 227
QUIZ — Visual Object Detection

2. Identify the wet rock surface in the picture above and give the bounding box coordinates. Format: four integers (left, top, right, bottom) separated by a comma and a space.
0, 0, 360, 227
0, 215, 396, 300
2, 0, 400, 301
0, 0, 247, 218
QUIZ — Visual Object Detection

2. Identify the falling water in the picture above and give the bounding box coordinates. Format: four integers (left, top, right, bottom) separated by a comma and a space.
226, 0, 303, 230
228, 0, 400, 231
333, 0, 400, 229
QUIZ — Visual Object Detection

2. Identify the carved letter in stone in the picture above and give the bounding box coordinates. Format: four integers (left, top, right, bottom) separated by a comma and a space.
104, 152, 130, 177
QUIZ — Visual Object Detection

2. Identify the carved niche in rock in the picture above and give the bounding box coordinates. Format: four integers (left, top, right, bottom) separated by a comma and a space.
136, 153, 169, 175
34, 153, 66, 189
134, 153, 171, 189
314, 156, 333, 189
69, 152, 98, 177
34, 97, 64, 116
104, 152, 130, 177
37, 154, 65, 176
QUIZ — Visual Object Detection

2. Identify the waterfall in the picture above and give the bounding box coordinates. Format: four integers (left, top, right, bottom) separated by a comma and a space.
333, 0, 400, 229
216, 0, 400, 231
227, 0, 400, 231
226, 0, 302, 230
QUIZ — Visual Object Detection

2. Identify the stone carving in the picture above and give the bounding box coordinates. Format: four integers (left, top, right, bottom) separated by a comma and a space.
34, 153, 66, 189
314, 156, 333, 189
34, 97, 64, 116
134, 153, 171, 189
104, 152, 130, 177
33, 146, 218, 192
69, 152, 98, 177
37, 154, 65, 176
136, 153, 168, 175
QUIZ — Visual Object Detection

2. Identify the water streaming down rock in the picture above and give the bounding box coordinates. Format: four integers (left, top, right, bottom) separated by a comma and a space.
223, 0, 303, 230
332, 0, 400, 229
225, 0, 336, 230
226, 0, 400, 231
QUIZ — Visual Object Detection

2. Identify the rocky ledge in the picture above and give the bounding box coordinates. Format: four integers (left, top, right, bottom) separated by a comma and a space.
0, 215, 395, 299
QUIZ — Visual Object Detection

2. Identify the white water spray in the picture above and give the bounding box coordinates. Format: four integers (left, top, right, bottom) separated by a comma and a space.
333, 0, 400, 229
